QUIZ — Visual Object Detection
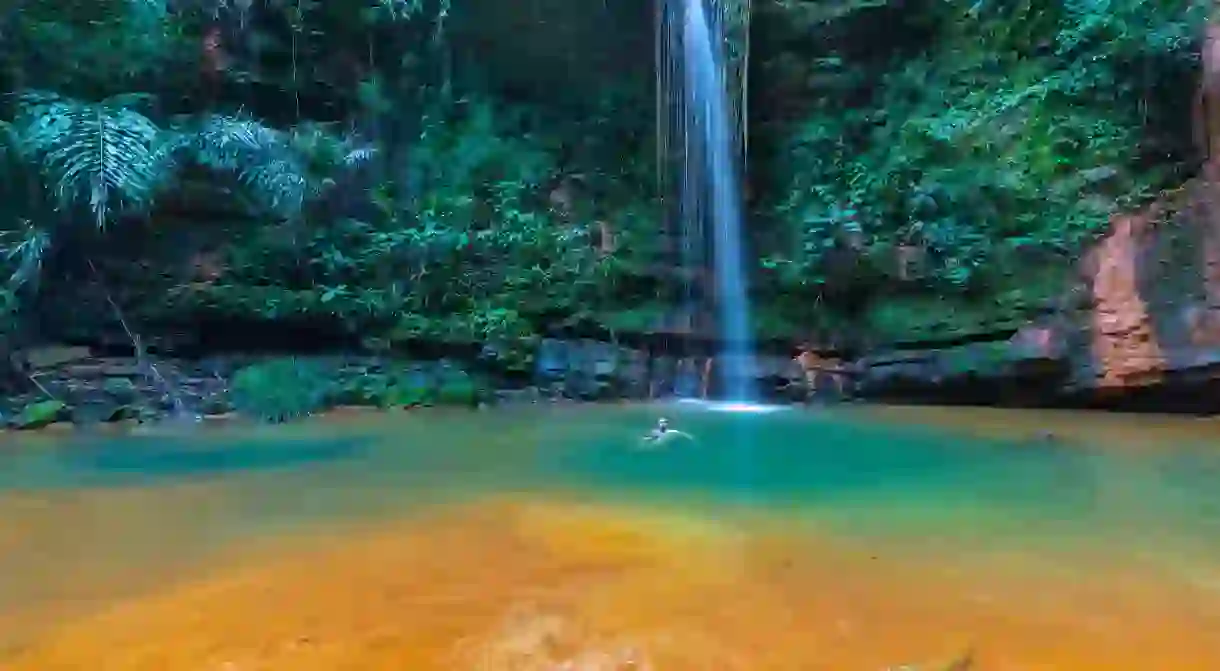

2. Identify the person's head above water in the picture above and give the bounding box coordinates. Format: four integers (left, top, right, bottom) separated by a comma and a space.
640, 417, 693, 446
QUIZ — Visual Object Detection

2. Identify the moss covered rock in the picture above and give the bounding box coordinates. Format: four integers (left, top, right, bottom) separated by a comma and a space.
12, 399, 67, 430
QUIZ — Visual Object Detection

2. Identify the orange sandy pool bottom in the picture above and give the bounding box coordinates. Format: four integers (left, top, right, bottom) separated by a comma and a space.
3, 497, 1218, 671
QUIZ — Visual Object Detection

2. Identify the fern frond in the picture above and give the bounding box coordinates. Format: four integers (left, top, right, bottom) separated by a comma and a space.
13, 91, 178, 229
374, 0, 427, 21
188, 115, 311, 219
0, 220, 51, 292
194, 114, 283, 157
287, 122, 377, 169
186, 115, 376, 220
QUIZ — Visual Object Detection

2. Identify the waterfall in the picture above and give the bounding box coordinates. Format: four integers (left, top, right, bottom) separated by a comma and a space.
656, 0, 756, 402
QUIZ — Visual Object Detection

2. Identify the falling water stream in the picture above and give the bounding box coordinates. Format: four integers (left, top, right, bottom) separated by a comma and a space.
683, 0, 755, 402
661, 0, 757, 403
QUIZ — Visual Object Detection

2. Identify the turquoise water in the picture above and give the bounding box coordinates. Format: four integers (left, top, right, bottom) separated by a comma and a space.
549, 405, 1220, 556
2, 404, 1217, 558
3, 403, 1220, 668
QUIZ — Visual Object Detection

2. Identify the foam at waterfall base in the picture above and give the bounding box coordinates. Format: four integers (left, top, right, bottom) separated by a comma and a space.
674, 398, 790, 414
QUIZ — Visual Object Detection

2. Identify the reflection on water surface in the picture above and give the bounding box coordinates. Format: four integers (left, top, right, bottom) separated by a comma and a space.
1, 404, 1219, 669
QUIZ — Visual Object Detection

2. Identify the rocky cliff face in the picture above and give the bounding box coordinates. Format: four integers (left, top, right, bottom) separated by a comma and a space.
850, 179, 1220, 412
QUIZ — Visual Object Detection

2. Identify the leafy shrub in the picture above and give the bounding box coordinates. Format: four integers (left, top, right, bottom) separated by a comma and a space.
434, 369, 479, 406
330, 361, 482, 408
335, 366, 431, 408
229, 357, 336, 423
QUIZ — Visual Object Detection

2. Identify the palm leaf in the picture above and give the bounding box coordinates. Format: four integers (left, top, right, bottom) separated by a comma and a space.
13, 91, 177, 229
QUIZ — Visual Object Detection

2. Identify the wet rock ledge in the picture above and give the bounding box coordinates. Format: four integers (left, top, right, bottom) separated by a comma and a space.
0, 340, 845, 431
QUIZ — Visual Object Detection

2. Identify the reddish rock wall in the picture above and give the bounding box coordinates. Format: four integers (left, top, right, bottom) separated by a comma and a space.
1084, 212, 1165, 389
1067, 180, 1220, 395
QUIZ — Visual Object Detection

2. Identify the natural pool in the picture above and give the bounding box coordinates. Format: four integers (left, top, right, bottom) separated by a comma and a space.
1, 404, 1219, 670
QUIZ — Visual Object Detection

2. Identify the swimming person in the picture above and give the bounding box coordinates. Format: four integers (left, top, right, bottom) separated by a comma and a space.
639, 417, 694, 448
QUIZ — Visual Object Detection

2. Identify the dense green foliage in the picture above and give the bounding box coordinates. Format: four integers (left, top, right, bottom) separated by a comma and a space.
0, 0, 666, 353
754, 0, 1208, 341
0, 0, 1210, 355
